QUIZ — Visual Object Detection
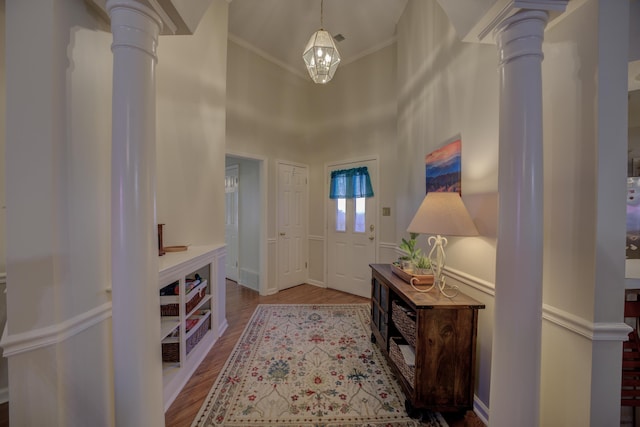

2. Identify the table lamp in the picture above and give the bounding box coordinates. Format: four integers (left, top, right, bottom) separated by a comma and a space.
407, 192, 478, 297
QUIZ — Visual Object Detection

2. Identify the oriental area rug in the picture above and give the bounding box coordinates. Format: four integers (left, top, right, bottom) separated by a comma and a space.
191, 304, 448, 427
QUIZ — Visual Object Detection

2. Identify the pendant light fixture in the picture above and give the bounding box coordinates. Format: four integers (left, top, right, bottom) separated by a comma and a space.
302, 0, 341, 84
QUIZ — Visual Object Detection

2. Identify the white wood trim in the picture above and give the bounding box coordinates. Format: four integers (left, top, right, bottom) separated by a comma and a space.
228, 34, 308, 80
444, 266, 630, 341
444, 266, 496, 297
542, 304, 632, 341
1, 302, 113, 357
0, 273, 6, 285
473, 395, 490, 426
158, 244, 226, 285
226, 151, 268, 296
308, 235, 324, 241
378, 241, 398, 250
306, 279, 326, 288
218, 319, 229, 337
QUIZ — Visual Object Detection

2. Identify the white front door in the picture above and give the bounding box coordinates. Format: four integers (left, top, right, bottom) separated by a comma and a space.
225, 165, 239, 282
277, 162, 308, 290
327, 159, 378, 298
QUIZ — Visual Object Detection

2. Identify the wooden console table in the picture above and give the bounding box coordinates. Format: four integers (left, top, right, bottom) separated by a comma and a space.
369, 263, 485, 414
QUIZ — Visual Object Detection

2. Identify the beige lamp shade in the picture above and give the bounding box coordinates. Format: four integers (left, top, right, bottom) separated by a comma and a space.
407, 192, 478, 236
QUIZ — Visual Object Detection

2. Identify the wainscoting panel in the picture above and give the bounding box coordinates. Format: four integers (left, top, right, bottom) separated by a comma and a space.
308, 235, 325, 286
267, 238, 277, 295
378, 242, 399, 264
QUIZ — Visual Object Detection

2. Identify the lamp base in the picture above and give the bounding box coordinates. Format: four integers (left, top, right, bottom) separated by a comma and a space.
427, 234, 459, 298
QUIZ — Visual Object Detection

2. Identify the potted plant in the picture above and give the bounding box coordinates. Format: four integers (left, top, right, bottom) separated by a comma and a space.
412, 255, 432, 276
398, 233, 422, 271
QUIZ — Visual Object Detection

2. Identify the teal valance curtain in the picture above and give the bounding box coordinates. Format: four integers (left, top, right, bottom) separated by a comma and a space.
329, 167, 374, 199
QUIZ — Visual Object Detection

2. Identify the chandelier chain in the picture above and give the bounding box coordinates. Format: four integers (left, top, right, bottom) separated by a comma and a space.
320, 0, 324, 28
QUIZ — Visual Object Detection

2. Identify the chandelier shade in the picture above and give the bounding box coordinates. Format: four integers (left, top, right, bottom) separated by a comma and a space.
303, 29, 341, 84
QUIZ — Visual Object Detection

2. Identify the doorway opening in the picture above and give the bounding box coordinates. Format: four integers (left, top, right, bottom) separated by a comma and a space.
225, 154, 267, 295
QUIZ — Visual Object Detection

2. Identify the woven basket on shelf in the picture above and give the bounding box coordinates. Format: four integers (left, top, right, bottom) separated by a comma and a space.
161, 303, 179, 317
392, 300, 416, 347
186, 313, 211, 354
162, 341, 180, 363
185, 282, 207, 314
389, 337, 415, 385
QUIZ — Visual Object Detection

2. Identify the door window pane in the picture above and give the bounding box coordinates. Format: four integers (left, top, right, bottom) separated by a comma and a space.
336, 198, 346, 231
354, 197, 365, 233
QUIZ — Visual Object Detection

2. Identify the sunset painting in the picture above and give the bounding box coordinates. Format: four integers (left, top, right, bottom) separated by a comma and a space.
425, 138, 461, 194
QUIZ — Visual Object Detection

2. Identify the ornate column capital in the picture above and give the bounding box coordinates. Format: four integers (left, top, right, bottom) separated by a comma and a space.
87, 0, 213, 35
436, 0, 566, 43
494, 10, 548, 66
107, 0, 162, 61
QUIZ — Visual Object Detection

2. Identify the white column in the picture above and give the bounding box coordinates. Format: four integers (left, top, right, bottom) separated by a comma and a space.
107, 1, 165, 426
490, 10, 548, 427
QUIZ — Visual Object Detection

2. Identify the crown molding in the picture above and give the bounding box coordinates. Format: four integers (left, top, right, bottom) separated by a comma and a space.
437, 0, 568, 44
86, 0, 213, 35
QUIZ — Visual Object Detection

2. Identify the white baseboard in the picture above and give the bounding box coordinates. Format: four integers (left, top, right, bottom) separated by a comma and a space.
306, 279, 326, 288
473, 395, 489, 425
239, 268, 259, 290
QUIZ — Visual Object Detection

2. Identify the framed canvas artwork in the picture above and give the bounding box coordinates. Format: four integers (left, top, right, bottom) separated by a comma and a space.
425, 138, 461, 194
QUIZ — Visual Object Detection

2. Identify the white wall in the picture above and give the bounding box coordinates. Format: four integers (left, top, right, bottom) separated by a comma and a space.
396, 2, 630, 424
4, 0, 114, 425
1, 0, 229, 424
156, 0, 228, 249
0, 0, 4, 276
0, 0, 7, 403
226, 38, 311, 292
306, 44, 399, 271
396, 0, 499, 413
541, 1, 629, 425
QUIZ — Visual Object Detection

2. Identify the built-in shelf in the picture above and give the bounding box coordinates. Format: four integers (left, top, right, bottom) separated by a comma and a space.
158, 244, 227, 411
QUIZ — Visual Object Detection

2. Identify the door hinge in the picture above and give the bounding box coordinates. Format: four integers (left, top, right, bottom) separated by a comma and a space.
305, 262, 308, 268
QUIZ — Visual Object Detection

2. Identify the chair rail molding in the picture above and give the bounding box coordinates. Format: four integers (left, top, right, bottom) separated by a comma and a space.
542, 304, 633, 342
0, 302, 113, 358
436, 0, 568, 43
87, 0, 213, 35
445, 266, 496, 297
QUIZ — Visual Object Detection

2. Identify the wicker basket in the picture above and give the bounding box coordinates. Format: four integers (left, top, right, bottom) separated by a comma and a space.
392, 300, 416, 347
160, 280, 207, 317
162, 339, 180, 363
389, 337, 415, 385
161, 303, 179, 316
186, 312, 211, 355
186, 281, 207, 314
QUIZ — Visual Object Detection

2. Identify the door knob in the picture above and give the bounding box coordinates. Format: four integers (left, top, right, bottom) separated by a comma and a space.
280, 232, 286, 236
369, 236, 374, 241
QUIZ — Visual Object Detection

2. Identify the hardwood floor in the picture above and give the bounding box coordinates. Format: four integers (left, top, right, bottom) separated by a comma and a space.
165, 280, 486, 427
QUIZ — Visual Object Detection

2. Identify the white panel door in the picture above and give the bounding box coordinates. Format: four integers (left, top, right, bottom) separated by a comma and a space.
327, 160, 377, 298
277, 162, 308, 290
225, 165, 239, 282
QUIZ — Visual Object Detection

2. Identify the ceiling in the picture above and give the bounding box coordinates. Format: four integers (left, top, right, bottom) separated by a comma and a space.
227, 0, 409, 79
